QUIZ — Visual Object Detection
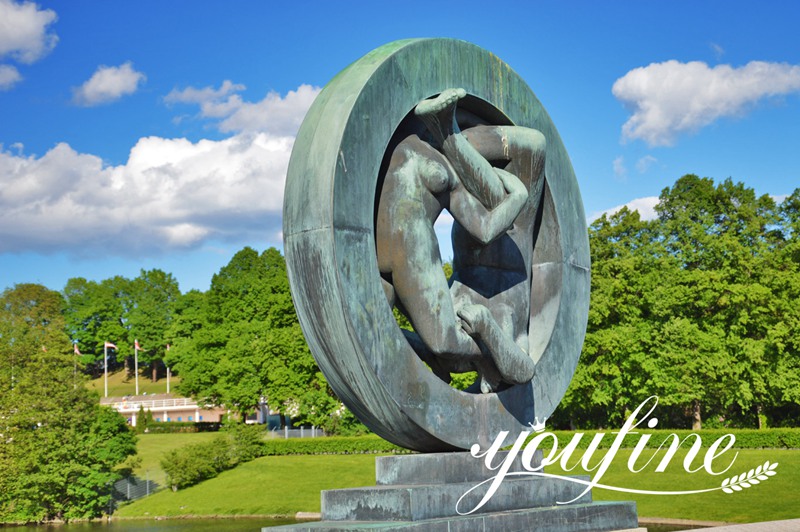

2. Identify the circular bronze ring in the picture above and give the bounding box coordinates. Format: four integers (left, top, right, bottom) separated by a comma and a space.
284, 38, 590, 452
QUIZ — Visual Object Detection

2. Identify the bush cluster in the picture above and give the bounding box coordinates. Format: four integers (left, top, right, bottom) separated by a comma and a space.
160, 423, 264, 490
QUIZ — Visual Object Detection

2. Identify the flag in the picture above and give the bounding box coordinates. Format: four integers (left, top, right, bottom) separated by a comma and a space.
135, 339, 143, 351
104, 341, 117, 349
74, 343, 81, 355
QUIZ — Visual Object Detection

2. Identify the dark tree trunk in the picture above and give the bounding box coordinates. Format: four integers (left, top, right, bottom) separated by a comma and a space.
151, 359, 159, 382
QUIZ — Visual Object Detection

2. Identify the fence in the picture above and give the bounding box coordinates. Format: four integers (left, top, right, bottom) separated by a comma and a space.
270, 426, 325, 439
112, 475, 158, 502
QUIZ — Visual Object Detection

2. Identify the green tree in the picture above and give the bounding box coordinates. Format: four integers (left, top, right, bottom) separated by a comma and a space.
169, 247, 335, 424
62, 276, 130, 375
557, 207, 664, 428
557, 175, 800, 430
0, 284, 136, 523
127, 269, 180, 381
653, 175, 783, 428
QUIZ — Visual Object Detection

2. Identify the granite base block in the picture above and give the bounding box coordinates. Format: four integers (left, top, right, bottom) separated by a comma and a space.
269, 501, 638, 531
267, 452, 639, 532
322, 474, 591, 521
374, 450, 543, 485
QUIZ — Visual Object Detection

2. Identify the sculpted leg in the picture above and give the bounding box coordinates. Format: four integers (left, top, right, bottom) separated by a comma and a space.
461, 125, 546, 204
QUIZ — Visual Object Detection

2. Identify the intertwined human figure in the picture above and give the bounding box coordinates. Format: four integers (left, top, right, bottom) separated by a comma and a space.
377, 88, 546, 391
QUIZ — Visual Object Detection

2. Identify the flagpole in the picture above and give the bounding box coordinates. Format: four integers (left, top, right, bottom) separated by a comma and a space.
134, 339, 139, 396
104, 343, 108, 398
166, 344, 171, 395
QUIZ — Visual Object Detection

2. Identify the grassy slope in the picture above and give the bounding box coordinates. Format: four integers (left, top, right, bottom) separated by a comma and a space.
117, 448, 800, 522
117, 454, 378, 518
88, 368, 182, 397
132, 432, 220, 487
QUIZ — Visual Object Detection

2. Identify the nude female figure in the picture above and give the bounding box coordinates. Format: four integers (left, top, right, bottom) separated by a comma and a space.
376, 88, 543, 388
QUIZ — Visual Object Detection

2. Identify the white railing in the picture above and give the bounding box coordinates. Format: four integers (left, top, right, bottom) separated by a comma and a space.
108, 397, 197, 411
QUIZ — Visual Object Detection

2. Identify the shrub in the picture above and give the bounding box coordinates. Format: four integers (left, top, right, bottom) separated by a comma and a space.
225, 422, 265, 463
161, 441, 228, 491
160, 424, 267, 490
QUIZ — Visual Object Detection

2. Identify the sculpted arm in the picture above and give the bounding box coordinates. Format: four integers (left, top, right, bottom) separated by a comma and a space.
448, 168, 528, 245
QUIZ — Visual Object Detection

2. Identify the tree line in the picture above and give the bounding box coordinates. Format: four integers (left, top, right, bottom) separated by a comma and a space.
555, 175, 800, 430
2, 173, 798, 457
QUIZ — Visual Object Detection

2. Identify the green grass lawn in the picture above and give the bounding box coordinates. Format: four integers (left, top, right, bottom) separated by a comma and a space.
545, 448, 800, 523
117, 454, 379, 518
88, 368, 182, 397
117, 447, 800, 522
131, 432, 220, 488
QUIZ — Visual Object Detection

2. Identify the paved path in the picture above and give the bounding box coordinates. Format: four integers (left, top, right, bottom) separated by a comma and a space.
684, 519, 800, 531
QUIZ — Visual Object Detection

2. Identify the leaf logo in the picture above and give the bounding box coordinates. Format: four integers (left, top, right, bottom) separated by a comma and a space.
720, 460, 778, 494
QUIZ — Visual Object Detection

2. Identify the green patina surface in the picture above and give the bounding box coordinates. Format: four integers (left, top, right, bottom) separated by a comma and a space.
283, 39, 589, 452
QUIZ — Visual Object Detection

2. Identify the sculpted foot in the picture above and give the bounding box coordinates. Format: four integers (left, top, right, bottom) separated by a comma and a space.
458, 304, 535, 386
415, 88, 467, 145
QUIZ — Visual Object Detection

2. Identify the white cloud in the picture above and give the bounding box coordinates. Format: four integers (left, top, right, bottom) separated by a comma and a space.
613, 156, 627, 180
636, 155, 658, 173
0, 86, 317, 256
0, 133, 291, 254
613, 60, 800, 146
0, 64, 21, 90
164, 79, 246, 118
589, 196, 660, 223
166, 81, 320, 136
0, 0, 57, 64
72, 62, 146, 106
220, 84, 319, 135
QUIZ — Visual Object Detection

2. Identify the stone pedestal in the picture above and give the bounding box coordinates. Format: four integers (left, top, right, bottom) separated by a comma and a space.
268, 451, 639, 531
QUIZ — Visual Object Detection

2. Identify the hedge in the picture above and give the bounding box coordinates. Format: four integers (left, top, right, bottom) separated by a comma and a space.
541, 428, 800, 450
261, 435, 410, 456
141, 421, 222, 434
256, 429, 800, 456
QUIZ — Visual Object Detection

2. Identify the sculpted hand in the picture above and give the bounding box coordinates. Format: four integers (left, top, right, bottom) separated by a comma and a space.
458, 304, 488, 337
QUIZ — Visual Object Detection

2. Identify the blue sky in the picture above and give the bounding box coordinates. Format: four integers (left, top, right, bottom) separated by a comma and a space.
2, 1, 799, 293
